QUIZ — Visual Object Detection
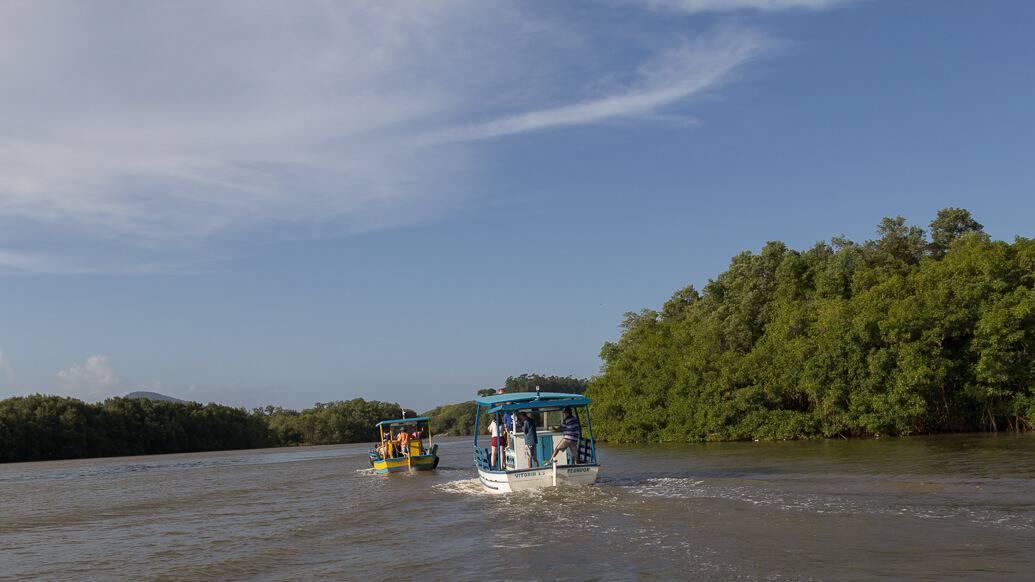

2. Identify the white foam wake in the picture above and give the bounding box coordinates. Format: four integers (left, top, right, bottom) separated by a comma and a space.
432, 478, 494, 496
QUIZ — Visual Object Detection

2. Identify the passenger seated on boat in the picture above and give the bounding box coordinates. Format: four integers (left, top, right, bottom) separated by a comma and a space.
548, 407, 581, 465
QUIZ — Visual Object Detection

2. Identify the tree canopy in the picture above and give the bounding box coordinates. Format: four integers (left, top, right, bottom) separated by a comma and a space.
422, 401, 480, 436
0, 395, 270, 462
504, 373, 589, 394
0, 373, 588, 461
0, 395, 415, 463
255, 399, 415, 446
588, 209, 1035, 442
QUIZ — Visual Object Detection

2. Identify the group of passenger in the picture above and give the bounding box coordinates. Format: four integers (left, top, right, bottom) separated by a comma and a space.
486, 407, 581, 470
376, 426, 424, 459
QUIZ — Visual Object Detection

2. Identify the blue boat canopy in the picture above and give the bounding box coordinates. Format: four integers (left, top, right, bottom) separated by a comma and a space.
375, 416, 430, 427
486, 396, 591, 414
476, 391, 591, 413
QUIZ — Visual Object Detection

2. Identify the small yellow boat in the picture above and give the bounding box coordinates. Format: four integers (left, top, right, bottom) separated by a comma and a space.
369, 416, 439, 474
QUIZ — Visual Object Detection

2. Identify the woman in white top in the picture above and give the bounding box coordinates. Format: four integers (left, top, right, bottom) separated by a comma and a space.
488, 417, 500, 469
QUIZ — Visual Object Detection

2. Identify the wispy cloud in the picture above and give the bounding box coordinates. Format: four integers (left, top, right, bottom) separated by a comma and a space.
437, 28, 770, 142
0, 251, 52, 274
634, 0, 854, 12
55, 355, 127, 401
0, 1, 834, 273
2, 2, 519, 272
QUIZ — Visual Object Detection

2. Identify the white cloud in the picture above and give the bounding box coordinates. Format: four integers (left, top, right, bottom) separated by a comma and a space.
635, 0, 854, 12
55, 355, 127, 401
438, 28, 770, 142
2, 1, 525, 272
0, 1, 836, 272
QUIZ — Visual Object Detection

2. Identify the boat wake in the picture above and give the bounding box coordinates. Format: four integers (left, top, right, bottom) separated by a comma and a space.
612, 476, 1035, 530
427, 465, 470, 474
432, 478, 494, 496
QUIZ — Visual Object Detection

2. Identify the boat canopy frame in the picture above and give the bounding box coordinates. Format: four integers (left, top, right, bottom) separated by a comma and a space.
375, 416, 430, 428
485, 397, 591, 414
375, 416, 433, 456
473, 391, 596, 470
474, 392, 586, 407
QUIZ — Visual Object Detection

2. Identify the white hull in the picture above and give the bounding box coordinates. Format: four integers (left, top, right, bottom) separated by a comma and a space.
477, 464, 599, 494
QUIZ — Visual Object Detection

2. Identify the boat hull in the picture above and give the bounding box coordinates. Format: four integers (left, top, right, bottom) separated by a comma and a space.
370, 453, 439, 474
477, 464, 599, 493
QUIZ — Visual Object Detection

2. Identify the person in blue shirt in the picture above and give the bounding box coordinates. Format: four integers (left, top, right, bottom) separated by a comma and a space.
548, 407, 581, 465
518, 412, 540, 468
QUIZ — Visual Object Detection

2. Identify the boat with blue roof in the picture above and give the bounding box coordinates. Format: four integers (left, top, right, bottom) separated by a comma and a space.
473, 390, 599, 493
369, 416, 439, 474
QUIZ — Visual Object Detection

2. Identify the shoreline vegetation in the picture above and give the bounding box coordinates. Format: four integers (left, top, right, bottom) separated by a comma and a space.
2, 209, 1031, 463
587, 209, 1034, 442
0, 374, 585, 463
0, 395, 414, 463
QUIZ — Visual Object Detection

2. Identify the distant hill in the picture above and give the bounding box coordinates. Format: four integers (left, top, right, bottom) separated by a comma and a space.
125, 391, 186, 404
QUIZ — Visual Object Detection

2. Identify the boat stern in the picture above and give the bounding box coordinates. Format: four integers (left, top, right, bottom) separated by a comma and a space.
478, 463, 600, 494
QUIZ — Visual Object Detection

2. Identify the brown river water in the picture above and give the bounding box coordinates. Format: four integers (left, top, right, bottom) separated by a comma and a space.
2, 434, 1034, 580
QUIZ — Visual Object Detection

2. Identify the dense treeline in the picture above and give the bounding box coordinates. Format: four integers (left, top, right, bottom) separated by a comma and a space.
504, 373, 589, 394
256, 400, 415, 446
0, 372, 586, 461
0, 395, 269, 462
475, 374, 590, 397
422, 401, 479, 436
587, 209, 1035, 442
0, 395, 413, 463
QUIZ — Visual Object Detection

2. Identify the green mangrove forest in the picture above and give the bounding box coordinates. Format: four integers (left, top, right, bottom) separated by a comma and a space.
0, 374, 579, 462
587, 209, 1035, 442
2, 209, 1031, 462
0, 395, 414, 463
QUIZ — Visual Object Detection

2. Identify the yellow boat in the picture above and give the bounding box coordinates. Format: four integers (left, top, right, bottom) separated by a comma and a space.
368, 416, 439, 474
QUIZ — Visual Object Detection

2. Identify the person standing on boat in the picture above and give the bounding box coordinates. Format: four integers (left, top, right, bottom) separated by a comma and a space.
488, 416, 500, 469
410, 428, 423, 455
519, 412, 540, 468
549, 407, 581, 465
396, 429, 410, 457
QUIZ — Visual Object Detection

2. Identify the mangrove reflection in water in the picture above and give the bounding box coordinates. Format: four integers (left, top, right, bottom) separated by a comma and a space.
2, 434, 1034, 580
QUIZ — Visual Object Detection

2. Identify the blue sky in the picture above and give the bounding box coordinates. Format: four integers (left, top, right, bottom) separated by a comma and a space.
1, 0, 1032, 411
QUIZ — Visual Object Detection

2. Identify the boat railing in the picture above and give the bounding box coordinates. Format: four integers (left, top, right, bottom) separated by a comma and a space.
578, 437, 596, 464
474, 446, 493, 471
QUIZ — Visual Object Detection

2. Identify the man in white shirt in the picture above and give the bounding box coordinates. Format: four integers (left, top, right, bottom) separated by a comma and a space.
488, 416, 500, 469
